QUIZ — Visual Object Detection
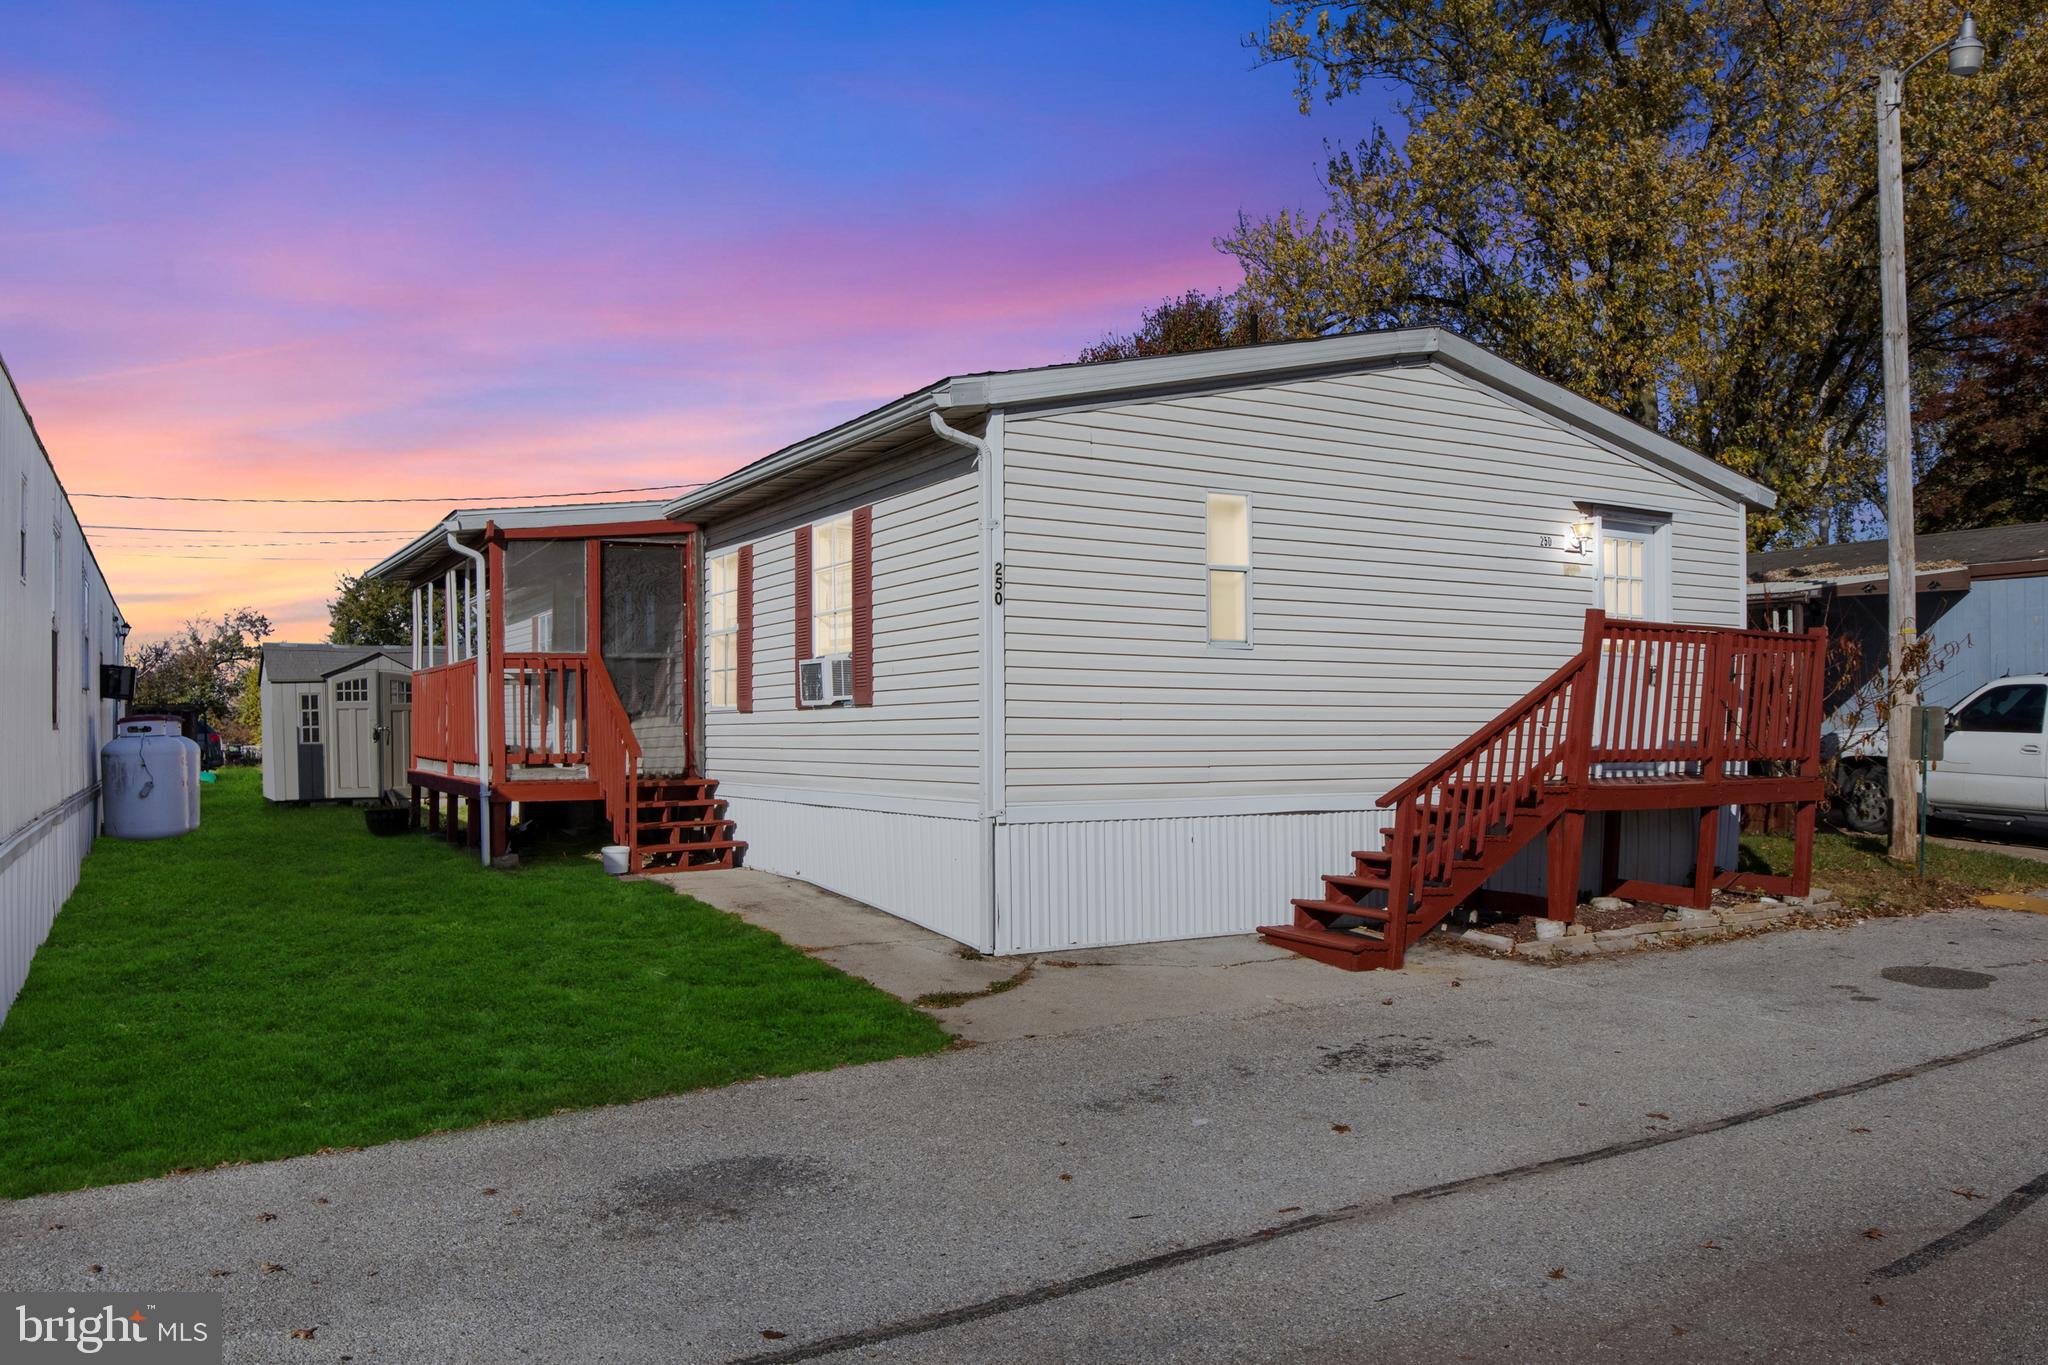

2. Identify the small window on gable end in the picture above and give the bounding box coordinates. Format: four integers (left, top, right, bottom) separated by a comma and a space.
1206, 492, 1250, 645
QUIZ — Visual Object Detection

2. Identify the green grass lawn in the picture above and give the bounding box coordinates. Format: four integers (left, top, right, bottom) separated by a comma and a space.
0, 769, 950, 1199
1741, 827, 2048, 913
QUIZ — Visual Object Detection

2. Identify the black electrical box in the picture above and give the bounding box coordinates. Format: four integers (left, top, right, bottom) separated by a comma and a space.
100, 664, 136, 700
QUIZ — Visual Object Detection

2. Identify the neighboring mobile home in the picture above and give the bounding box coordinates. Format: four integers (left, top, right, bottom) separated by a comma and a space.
1, 354, 127, 1021
256, 644, 416, 802
372, 330, 1825, 968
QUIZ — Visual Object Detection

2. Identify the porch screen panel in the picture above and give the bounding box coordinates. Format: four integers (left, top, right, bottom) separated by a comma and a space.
502, 540, 587, 653
602, 541, 689, 773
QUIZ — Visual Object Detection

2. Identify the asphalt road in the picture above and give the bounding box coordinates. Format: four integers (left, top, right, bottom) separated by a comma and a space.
4, 910, 2046, 1364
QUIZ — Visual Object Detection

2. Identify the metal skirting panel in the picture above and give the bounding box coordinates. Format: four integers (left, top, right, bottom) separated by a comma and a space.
721, 795, 989, 950
0, 789, 98, 1025
998, 809, 1394, 955
996, 804, 1746, 955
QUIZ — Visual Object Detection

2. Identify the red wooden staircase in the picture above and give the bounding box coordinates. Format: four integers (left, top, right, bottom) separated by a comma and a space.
588, 661, 745, 874
1258, 610, 1827, 972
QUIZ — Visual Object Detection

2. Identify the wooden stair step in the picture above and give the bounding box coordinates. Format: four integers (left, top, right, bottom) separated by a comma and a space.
1291, 896, 1392, 925
1256, 922, 1389, 972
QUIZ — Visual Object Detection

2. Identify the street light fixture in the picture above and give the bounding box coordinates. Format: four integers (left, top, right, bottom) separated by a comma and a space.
1875, 14, 1984, 863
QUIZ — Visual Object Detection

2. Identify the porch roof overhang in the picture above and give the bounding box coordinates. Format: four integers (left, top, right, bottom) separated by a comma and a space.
662, 328, 1777, 524
364, 499, 674, 585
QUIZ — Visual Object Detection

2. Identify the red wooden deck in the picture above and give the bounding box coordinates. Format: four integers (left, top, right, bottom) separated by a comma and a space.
402, 520, 743, 873
1260, 610, 1827, 972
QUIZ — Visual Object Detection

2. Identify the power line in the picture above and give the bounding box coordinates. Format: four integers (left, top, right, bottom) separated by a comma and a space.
84, 523, 416, 535
98, 538, 413, 548
69, 480, 709, 504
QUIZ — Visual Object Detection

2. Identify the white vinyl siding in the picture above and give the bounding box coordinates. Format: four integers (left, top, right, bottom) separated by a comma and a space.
702, 437, 980, 806
999, 361, 1745, 809
2, 362, 124, 1022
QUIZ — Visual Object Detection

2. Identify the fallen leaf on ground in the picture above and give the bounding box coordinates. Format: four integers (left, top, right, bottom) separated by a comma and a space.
289, 1328, 316, 1341
1331, 1124, 1352, 1133
88, 1264, 102, 1273
760, 1330, 787, 1340
1647, 1112, 1671, 1120
1278, 1206, 1302, 1214
480, 1188, 497, 1197
1872, 1295, 1885, 1307
1862, 1228, 1885, 1240
262, 1263, 286, 1274
254, 1213, 276, 1222
1699, 1240, 1720, 1250
1059, 1173, 1072, 1182
1953, 1188, 1986, 1200
1548, 1267, 1567, 1280
1850, 1127, 1871, 1134
1381, 998, 1393, 1005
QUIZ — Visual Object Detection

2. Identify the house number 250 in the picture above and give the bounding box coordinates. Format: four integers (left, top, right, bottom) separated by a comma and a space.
993, 562, 1005, 605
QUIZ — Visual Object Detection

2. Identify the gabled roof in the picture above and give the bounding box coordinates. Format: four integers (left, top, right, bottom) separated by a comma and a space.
1749, 521, 2048, 586
364, 499, 671, 583
260, 643, 410, 683
663, 328, 1776, 522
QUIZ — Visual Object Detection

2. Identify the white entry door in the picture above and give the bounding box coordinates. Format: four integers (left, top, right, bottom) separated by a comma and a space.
1598, 516, 1666, 620
330, 676, 378, 799
380, 673, 413, 794
1927, 681, 2048, 813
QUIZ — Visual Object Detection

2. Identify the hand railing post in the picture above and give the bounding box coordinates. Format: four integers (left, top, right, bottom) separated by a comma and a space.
1564, 609, 1606, 791
1385, 798, 1414, 969
1702, 629, 1731, 783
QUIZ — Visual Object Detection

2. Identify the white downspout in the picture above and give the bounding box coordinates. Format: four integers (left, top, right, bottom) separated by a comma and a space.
446, 535, 491, 868
928, 410, 1002, 953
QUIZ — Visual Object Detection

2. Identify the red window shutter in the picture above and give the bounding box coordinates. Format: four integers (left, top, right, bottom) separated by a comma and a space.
735, 544, 754, 714
792, 526, 812, 704
851, 504, 874, 706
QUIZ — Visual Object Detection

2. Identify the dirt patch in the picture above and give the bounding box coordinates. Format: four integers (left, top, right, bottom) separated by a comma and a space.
597, 1155, 831, 1237
1490, 900, 1674, 945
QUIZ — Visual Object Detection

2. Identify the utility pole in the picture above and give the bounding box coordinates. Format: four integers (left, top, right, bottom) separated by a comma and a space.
1876, 66, 1917, 863
1870, 15, 1984, 864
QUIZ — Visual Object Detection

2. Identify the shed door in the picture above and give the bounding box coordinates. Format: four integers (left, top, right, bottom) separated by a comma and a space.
331, 676, 377, 799
380, 674, 413, 794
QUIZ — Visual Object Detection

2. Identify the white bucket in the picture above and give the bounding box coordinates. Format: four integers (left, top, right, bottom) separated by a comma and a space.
600, 845, 631, 875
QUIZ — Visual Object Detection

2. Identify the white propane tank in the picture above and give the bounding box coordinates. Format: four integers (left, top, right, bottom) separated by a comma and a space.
102, 717, 201, 840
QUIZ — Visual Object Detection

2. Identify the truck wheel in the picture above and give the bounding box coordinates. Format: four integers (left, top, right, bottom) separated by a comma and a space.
1838, 765, 1890, 834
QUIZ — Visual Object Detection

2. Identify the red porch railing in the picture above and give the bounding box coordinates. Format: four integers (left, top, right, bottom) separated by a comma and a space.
412, 658, 478, 769
1369, 610, 1826, 961
585, 656, 641, 852
502, 653, 589, 766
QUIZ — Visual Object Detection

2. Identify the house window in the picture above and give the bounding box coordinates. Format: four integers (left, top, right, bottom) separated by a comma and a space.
1596, 514, 1666, 620
707, 550, 739, 707
1206, 492, 1251, 644
298, 694, 322, 744
811, 514, 853, 656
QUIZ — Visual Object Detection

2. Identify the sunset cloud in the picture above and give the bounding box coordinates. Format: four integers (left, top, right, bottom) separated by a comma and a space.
4, 1, 1350, 641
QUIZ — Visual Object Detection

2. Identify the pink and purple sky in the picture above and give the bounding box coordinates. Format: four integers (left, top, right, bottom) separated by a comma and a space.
4, 1, 1373, 641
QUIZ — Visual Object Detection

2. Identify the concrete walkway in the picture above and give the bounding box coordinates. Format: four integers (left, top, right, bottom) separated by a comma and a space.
5, 910, 2046, 1363
648, 868, 1429, 1042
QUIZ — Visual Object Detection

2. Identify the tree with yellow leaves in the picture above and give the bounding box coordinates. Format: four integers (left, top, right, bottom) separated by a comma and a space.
1220, 0, 2045, 543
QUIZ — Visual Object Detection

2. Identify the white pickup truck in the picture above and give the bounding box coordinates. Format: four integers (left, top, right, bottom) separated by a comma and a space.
1833, 676, 2048, 834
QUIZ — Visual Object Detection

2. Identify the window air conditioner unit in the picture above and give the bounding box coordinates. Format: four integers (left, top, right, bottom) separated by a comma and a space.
799, 654, 854, 707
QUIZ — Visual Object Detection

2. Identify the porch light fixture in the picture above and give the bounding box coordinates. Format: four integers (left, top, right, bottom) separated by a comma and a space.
1568, 517, 1596, 554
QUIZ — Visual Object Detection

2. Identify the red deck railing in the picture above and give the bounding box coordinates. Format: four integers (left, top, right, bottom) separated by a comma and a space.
1371, 611, 1825, 956
502, 653, 589, 766
412, 658, 479, 769
585, 658, 641, 852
